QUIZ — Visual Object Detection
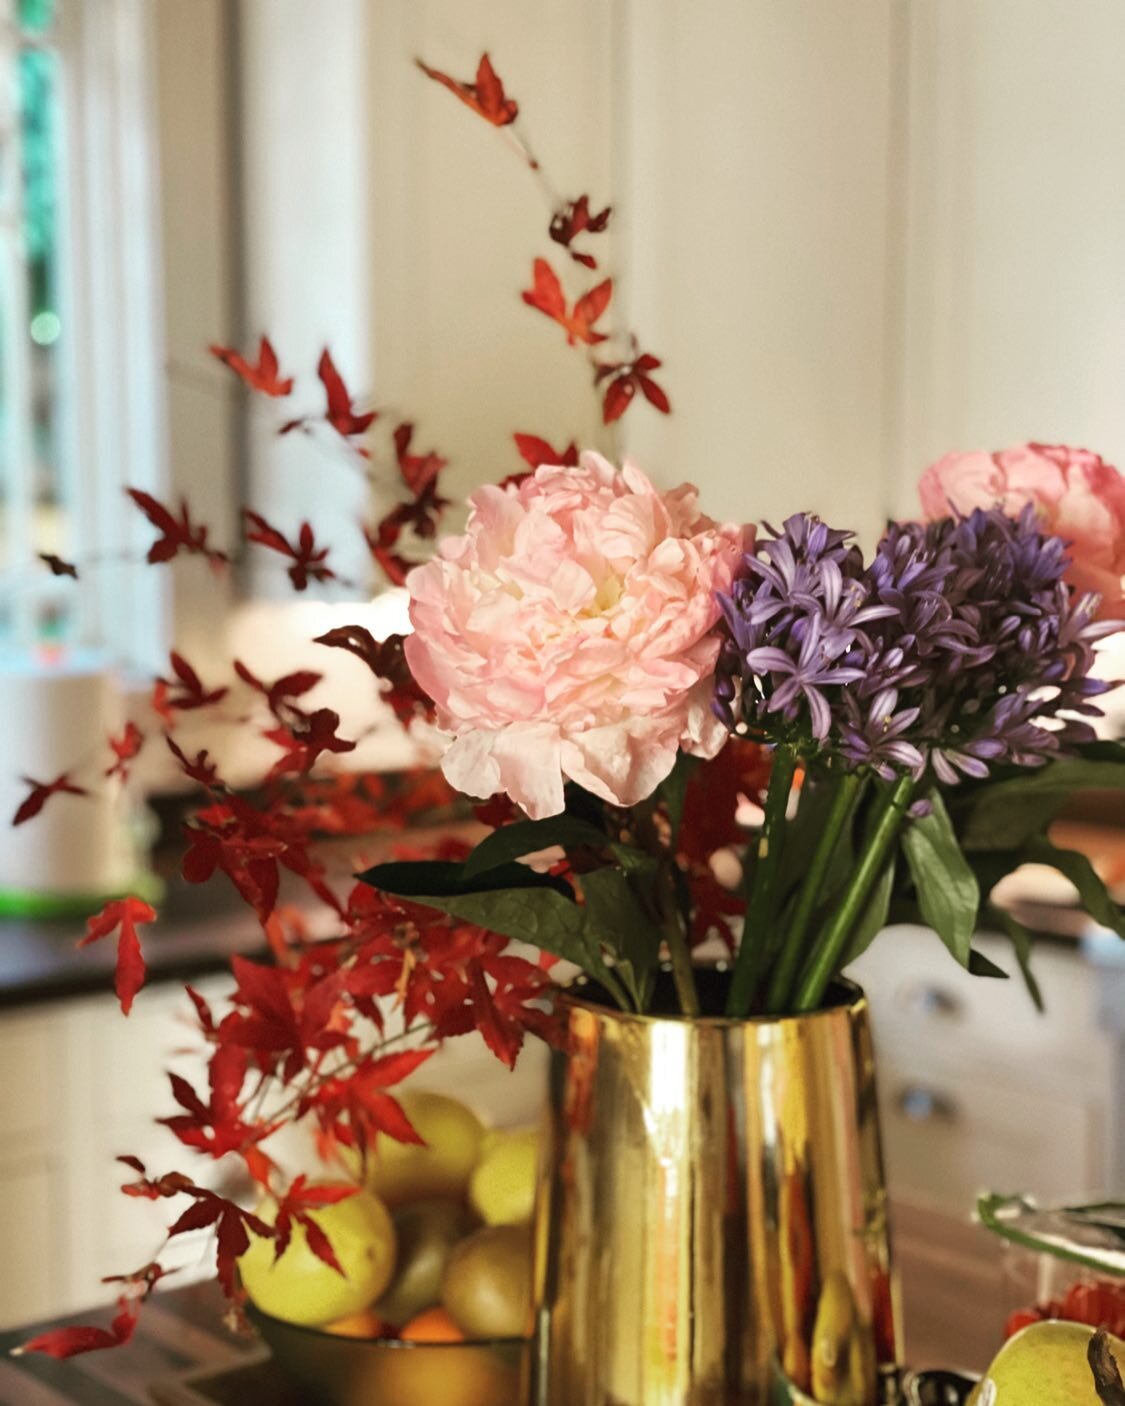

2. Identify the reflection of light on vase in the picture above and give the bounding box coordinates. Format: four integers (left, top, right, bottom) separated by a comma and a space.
0, 651, 138, 908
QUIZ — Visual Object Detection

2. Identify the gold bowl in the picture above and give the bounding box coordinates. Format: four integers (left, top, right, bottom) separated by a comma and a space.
248, 1306, 531, 1406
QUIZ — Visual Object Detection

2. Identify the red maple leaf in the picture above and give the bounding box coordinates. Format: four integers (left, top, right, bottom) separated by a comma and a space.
318, 349, 376, 440
513, 433, 580, 471
210, 336, 294, 397
39, 551, 78, 579
303, 1047, 433, 1160
12, 772, 89, 826
595, 351, 671, 424
416, 53, 518, 127
77, 896, 156, 1015
362, 518, 413, 587
263, 708, 357, 779
393, 422, 448, 499
126, 489, 229, 568
165, 735, 222, 790
165, 1186, 275, 1298
243, 512, 337, 592
160, 1040, 278, 1158
272, 1176, 357, 1270
234, 660, 322, 721
222, 955, 349, 1082
549, 195, 612, 269
158, 651, 230, 713
313, 627, 434, 724
106, 722, 144, 781
15, 1299, 139, 1359
522, 258, 612, 346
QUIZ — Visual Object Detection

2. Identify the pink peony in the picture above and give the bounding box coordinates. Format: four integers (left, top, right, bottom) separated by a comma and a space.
404, 452, 750, 819
919, 442, 1125, 620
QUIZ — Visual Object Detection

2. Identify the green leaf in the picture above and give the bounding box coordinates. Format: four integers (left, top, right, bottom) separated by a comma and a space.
656, 753, 699, 846
967, 948, 1010, 980
373, 880, 612, 979
358, 858, 571, 899
1025, 840, 1125, 939
956, 759, 1125, 851
579, 866, 659, 1010
901, 794, 980, 967
985, 904, 1044, 1010
462, 817, 610, 878
844, 856, 895, 963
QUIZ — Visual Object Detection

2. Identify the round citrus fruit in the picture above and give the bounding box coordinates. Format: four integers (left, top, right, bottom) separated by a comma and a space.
239, 1187, 396, 1327
468, 1127, 539, 1226
368, 1092, 485, 1206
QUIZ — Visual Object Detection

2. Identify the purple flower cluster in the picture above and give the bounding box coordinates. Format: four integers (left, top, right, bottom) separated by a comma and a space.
714, 506, 1117, 782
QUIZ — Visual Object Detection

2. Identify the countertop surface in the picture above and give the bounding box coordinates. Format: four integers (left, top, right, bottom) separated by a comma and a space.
0, 1283, 276, 1406
0, 879, 272, 1011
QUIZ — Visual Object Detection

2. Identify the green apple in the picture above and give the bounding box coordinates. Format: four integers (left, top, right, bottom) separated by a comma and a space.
441, 1224, 532, 1339
376, 1197, 476, 1326
239, 1187, 396, 1327
468, 1127, 539, 1226
968, 1319, 1125, 1404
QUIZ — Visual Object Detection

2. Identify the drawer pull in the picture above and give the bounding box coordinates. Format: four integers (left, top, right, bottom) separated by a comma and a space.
895, 1085, 958, 1123
899, 983, 962, 1020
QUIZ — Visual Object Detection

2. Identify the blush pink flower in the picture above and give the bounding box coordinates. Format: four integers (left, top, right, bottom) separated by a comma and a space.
404, 452, 751, 819
919, 442, 1125, 620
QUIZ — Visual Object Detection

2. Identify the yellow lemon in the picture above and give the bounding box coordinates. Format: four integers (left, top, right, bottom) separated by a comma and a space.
368, 1092, 485, 1207
239, 1188, 396, 1327
468, 1127, 539, 1226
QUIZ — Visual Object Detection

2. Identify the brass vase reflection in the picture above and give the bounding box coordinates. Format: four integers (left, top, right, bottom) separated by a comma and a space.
533, 973, 899, 1406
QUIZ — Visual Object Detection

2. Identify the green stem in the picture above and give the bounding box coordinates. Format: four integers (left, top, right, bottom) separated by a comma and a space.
726, 746, 798, 1018
791, 773, 915, 1012
658, 858, 700, 1018
764, 771, 864, 1014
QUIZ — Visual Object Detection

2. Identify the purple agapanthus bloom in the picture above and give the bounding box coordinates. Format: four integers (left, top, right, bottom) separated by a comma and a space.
714, 506, 1117, 783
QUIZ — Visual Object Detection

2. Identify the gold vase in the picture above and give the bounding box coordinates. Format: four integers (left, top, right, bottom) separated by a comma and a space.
532, 972, 899, 1406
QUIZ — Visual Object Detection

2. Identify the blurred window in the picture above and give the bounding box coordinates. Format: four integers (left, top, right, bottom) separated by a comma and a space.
0, 0, 69, 651
0, 0, 167, 669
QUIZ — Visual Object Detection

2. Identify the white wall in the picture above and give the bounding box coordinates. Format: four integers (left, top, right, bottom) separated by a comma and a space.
615, 0, 899, 544
888, 0, 1125, 518
367, 0, 619, 510
238, 0, 374, 593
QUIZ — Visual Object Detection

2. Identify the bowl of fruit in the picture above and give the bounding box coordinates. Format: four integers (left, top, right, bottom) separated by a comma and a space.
238, 1091, 539, 1406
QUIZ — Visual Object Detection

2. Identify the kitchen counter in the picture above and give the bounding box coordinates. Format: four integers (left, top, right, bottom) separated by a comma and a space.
0, 882, 270, 1011
0, 1283, 273, 1406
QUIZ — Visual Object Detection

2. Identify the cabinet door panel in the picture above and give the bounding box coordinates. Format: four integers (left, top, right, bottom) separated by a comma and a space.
0, 1157, 63, 1329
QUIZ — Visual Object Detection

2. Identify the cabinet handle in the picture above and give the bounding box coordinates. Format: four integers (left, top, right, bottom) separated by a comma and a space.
895, 1085, 959, 1123
899, 983, 962, 1020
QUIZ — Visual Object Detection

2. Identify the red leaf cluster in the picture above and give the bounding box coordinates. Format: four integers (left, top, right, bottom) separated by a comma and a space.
522, 259, 612, 346
12, 771, 88, 826
106, 721, 145, 781
77, 896, 156, 1014
281, 351, 375, 448
416, 53, 518, 127
314, 627, 435, 726
243, 512, 336, 592
596, 351, 671, 424
549, 195, 611, 269
127, 489, 229, 569
39, 551, 78, 578
154, 652, 229, 719
210, 336, 294, 397
513, 433, 580, 471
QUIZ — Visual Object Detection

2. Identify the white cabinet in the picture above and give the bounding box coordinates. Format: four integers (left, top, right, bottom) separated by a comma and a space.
0, 978, 231, 1329
849, 925, 1118, 1370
